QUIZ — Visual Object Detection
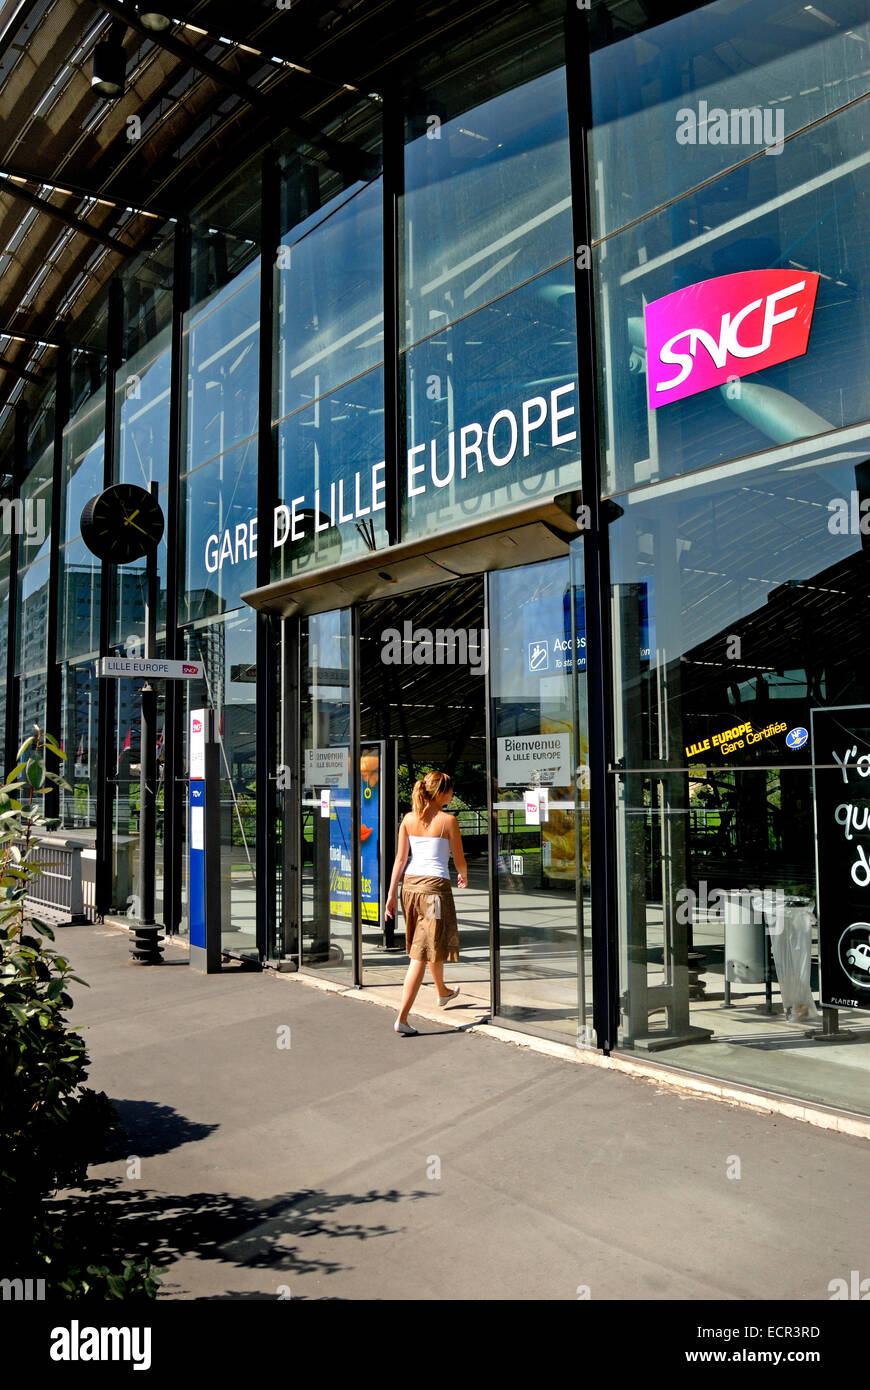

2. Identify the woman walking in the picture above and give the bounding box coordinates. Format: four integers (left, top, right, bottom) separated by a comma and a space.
385, 770, 468, 1036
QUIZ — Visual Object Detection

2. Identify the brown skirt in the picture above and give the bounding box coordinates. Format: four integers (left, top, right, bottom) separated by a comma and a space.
401, 875, 459, 962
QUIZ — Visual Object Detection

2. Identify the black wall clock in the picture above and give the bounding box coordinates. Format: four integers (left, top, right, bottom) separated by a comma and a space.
80, 484, 165, 563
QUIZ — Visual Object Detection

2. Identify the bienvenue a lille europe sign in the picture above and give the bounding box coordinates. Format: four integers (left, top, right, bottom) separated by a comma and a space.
203, 383, 579, 572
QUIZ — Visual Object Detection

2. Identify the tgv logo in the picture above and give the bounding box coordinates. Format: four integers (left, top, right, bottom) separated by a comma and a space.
644, 270, 819, 409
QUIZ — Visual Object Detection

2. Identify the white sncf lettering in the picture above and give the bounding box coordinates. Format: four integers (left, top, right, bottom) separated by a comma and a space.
657, 280, 806, 393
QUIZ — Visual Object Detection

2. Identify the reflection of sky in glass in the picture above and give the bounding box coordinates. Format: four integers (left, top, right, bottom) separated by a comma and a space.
185, 264, 260, 474
610, 440, 870, 657
590, 0, 870, 239
403, 66, 571, 348
279, 176, 384, 421
600, 97, 870, 494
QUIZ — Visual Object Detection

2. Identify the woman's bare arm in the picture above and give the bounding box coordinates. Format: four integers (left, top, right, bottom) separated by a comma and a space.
385, 817, 410, 920
447, 814, 467, 887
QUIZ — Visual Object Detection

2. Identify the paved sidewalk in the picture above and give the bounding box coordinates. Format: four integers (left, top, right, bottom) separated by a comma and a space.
57, 921, 870, 1301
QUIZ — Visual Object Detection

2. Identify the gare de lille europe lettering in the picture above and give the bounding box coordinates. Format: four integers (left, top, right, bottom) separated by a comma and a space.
204, 384, 579, 572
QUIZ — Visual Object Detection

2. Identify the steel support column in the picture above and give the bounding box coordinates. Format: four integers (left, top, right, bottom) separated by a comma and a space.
4, 400, 29, 774
255, 154, 280, 962
565, 2, 620, 1054
95, 278, 124, 917
382, 85, 403, 548
44, 340, 71, 820
162, 216, 190, 935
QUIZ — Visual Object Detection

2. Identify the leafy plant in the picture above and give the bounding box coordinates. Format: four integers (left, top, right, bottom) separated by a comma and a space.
0, 727, 160, 1298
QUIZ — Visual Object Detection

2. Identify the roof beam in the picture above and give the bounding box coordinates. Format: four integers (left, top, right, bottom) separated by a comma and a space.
0, 163, 169, 220
0, 355, 46, 386
0, 174, 135, 255
89, 0, 376, 180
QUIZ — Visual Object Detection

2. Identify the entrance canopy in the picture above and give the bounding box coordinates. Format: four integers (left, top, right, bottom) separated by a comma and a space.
241, 495, 578, 618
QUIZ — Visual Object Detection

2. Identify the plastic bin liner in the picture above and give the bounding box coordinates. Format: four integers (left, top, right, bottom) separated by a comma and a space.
753, 891, 822, 1023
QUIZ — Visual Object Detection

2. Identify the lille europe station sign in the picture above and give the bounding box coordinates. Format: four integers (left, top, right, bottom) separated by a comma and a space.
644, 269, 820, 409
203, 383, 580, 574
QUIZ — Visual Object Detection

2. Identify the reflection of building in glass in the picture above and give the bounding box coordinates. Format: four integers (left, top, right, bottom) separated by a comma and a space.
185, 599, 227, 715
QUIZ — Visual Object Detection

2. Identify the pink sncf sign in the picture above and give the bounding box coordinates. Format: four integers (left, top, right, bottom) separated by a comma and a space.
644, 270, 820, 409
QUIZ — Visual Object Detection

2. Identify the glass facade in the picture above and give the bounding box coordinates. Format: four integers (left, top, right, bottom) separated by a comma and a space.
4, 0, 870, 1120
401, 50, 579, 539
593, 0, 870, 1112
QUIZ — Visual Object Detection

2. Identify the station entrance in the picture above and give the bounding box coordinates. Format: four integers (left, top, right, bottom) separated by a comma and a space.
358, 576, 491, 1004
289, 544, 592, 1042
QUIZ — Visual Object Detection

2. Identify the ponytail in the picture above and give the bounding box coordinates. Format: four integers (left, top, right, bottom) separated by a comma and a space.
411, 769, 453, 818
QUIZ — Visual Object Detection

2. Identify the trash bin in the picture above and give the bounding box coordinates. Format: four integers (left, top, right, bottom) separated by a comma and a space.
724, 889, 767, 983
753, 891, 822, 1024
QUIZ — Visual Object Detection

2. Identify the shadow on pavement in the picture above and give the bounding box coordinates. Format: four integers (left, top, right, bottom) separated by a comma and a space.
51, 1178, 437, 1295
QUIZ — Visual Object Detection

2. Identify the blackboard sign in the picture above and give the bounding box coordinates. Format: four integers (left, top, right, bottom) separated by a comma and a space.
811, 705, 870, 1010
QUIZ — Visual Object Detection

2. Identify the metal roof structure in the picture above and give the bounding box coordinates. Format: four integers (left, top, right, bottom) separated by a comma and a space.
0, 0, 679, 426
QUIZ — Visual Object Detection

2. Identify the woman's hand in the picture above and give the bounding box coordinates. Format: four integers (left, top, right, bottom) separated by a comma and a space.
385, 892, 397, 921
456, 873, 467, 889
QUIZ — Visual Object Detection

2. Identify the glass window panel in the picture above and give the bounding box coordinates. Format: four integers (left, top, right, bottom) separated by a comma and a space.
60, 659, 100, 832
184, 265, 260, 475
597, 97, 870, 496
610, 429, 870, 1109
401, 268, 580, 541
60, 539, 101, 661
402, 57, 571, 347
0, 540, 10, 768
182, 610, 258, 955
183, 439, 258, 623
489, 557, 589, 1040
274, 365, 387, 581
278, 166, 384, 421
62, 388, 105, 545
299, 607, 353, 982
20, 441, 53, 566
590, 0, 870, 239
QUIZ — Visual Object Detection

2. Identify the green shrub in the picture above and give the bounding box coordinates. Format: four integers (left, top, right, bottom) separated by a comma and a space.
0, 727, 160, 1299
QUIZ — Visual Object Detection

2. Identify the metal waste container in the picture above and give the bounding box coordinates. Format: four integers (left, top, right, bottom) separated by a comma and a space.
724, 889, 766, 983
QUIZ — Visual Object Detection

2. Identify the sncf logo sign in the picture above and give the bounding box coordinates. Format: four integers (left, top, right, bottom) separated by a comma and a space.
644, 270, 819, 409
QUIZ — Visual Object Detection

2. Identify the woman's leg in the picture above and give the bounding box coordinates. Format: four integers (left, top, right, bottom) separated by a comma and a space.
428, 961, 446, 996
397, 959, 427, 1023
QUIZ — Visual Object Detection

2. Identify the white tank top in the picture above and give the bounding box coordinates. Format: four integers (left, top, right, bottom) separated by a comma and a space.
406, 814, 451, 878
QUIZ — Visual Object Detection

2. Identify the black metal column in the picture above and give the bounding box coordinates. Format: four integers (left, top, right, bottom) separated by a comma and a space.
163, 215, 190, 935
95, 277, 124, 917
484, 573, 500, 1018
565, 2, 619, 1054
256, 154, 280, 962
280, 614, 301, 965
44, 340, 71, 820
349, 604, 362, 986
382, 85, 403, 547
5, 400, 29, 774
